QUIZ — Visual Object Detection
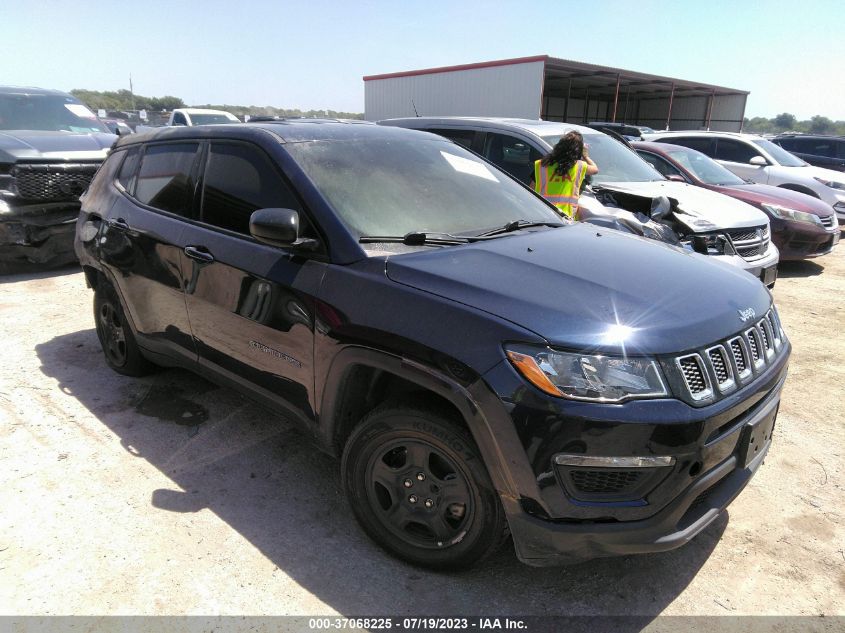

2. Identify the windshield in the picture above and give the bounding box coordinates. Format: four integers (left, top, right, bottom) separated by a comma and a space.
190, 113, 238, 125
753, 139, 806, 167
665, 147, 745, 185
0, 93, 108, 133
542, 133, 664, 184
285, 138, 562, 238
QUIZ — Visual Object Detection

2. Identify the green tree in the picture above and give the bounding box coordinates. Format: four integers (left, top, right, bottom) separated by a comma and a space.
809, 115, 834, 134
773, 112, 796, 130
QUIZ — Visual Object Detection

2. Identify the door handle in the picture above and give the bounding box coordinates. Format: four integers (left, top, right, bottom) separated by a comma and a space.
184, 245, 215, 263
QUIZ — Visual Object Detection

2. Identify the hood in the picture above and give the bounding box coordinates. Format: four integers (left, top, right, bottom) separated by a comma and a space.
709, 182, 835, 218
802, 164, 845, 186
0, 130, 116, 163
385, 224, 771, 356
597, 180, 769, 231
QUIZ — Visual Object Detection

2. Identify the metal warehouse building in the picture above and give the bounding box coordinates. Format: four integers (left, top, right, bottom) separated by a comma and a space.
364, 55, 749, 132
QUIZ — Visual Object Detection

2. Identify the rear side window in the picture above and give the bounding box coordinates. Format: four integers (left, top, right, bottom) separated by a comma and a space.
429, 128, 476, 150
200, 142, 301, 235
135, 143, 200, 216
638, 152, 682, 179
663, 137, 713, 155
84, 150, 124, 202
116, 147, 140, 193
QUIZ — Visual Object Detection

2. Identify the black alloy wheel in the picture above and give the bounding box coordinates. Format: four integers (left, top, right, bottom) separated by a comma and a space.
342, 402, 508, 569
93, 283, 154, 377
98, 300, 128, 367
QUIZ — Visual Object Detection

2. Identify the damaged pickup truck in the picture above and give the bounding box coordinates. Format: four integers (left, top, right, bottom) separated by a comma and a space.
0, 86, 116, 272
380, 117, 780, 287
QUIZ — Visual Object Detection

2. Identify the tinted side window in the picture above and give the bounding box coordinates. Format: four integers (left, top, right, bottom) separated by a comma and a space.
662, 137, 713, 155
799, 139, 835, 157
638, 152, 681, 178
483, 133, 542, 184
714, 139, 760, 163
201, 142, 301, 235
172, 112, 188, 126
429, 128, 475, 149
135, 143, 200, 216
116, 146, 140, 193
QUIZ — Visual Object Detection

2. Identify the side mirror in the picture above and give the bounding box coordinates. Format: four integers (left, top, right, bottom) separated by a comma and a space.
666, 174, 686, 183
249, 208, 318, 251
749, 155, 768, 166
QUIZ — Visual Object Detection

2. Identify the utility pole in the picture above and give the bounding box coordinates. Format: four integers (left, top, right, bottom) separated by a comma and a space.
129, 74, 136, 112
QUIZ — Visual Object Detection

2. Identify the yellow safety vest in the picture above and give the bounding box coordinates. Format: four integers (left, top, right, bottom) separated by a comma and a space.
533, 159, 586, 219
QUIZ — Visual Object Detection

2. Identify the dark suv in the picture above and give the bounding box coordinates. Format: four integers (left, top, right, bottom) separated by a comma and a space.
771, 134, 845, 172
0, 86, 116, 271
75, 122, 790, 569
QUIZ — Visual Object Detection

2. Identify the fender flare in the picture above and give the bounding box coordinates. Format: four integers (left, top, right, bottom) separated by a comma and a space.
318, 345, 525, 500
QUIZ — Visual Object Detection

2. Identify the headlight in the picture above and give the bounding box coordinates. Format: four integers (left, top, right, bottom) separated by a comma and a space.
505, 345, 669, 403
813, 177, 845, 190
761, 203, 822, 226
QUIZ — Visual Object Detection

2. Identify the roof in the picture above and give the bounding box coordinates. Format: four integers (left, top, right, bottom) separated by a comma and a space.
364, 55, 748, 99
645, 130, 763, 140
116, 120, 436, 147
381, 116, 601, 137
176, 108, 238, 116
0, 86, 73, 97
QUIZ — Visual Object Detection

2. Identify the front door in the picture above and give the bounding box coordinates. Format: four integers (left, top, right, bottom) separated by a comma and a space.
180, 141, 323, 423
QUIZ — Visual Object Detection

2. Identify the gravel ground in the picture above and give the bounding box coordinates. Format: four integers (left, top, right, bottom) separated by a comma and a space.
1, 248, 843, 622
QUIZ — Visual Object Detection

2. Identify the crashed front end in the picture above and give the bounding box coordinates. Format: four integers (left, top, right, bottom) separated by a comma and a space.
579, 185, 780, 287
0, 161, 100, 271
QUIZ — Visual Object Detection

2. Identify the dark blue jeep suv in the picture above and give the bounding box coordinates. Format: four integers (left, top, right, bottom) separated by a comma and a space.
75, 121, 790, 568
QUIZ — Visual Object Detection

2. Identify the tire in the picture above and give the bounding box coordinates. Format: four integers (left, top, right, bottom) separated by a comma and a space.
93, 282, 154, 377
342, 401, 508, 570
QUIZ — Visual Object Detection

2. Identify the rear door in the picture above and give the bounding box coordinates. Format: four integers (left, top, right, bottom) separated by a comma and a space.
180, 140, 323, 423
99, 142, 200, 364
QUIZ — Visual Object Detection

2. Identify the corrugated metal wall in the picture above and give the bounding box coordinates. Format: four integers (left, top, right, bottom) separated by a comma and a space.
364, 61, 545, 121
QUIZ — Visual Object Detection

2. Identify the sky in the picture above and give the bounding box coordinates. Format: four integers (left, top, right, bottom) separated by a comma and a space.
2, 0, 844, 120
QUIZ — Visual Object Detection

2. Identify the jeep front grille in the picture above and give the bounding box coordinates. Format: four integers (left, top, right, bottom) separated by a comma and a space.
676, 354, 712, 401
11, 162, 99, 202
726, 225, 770, 262
672, 308, 786, 404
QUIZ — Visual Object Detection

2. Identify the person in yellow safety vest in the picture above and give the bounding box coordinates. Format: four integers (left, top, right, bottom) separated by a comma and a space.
532, 131, 599, 219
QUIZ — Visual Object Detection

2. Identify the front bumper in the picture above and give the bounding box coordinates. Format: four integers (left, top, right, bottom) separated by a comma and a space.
710, 244, 779, 286
0, 200, 79, 270
503, 384, 778, 565
477, 336, 789, 566
772, 218, 841, 260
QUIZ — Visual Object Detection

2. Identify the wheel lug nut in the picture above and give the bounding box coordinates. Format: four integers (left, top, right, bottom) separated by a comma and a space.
403, 479, 413, 488
416, 472, 426, 481
424, 499, 434, 508
408, 495, 418, 504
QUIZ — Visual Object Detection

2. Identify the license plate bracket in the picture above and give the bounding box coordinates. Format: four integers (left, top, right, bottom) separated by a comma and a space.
739, 408, 777, 468
760, 265, 778, 286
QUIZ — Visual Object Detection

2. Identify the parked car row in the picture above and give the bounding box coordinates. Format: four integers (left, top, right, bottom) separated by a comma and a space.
643, 130, 845, 225
0, 85, 828, 571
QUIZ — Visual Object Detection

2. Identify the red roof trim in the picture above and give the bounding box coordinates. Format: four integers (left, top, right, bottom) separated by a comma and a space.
363, 55, 549, 82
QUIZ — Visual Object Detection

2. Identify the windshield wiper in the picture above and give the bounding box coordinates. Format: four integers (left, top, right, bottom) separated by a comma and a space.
359, 231, 472, 246
475, 219, 566, 238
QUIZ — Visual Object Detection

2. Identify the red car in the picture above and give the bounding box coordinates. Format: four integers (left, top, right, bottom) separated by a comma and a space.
634, 141, 840, 261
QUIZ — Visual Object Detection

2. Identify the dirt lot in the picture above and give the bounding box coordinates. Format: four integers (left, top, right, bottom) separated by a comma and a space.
1, 247, 844, 622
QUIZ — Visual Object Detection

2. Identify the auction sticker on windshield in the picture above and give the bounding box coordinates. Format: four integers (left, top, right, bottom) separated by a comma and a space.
440, 151, 499, 183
